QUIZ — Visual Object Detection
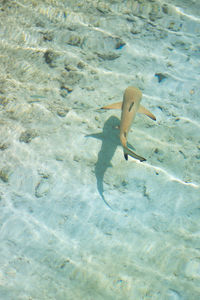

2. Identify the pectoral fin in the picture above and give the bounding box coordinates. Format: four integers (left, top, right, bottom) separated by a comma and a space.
138, 105, 156, 121
124, 146, 146, 162
101, 102, 122, 110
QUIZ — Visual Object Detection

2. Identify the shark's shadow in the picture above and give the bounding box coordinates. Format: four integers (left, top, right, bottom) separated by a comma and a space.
86, 116, 121, 209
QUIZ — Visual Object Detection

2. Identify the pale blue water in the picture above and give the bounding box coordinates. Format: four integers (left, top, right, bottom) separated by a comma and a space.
0, 1, 200, 299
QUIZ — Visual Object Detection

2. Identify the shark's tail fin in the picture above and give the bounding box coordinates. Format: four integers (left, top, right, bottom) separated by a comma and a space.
123, 146, 146, 162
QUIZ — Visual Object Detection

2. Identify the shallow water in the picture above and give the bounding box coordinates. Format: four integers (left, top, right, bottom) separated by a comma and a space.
0, 0, 200, 299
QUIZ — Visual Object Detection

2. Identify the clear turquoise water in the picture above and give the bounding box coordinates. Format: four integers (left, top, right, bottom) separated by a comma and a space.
0, 1, 200, 299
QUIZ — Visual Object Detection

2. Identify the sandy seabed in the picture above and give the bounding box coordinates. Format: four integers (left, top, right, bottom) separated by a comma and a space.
0, 0, 200, 299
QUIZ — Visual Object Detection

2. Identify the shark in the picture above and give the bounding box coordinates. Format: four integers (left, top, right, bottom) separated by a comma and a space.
101, 86, 156, 162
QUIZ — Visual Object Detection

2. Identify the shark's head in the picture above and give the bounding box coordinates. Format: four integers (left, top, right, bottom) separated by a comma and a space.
124, 86, 142, 105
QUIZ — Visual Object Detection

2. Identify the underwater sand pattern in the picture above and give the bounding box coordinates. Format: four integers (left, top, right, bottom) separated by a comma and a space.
0, 0, 200, 299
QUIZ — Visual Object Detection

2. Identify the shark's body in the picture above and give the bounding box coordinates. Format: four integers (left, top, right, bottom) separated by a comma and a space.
101, 86, 156, 161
